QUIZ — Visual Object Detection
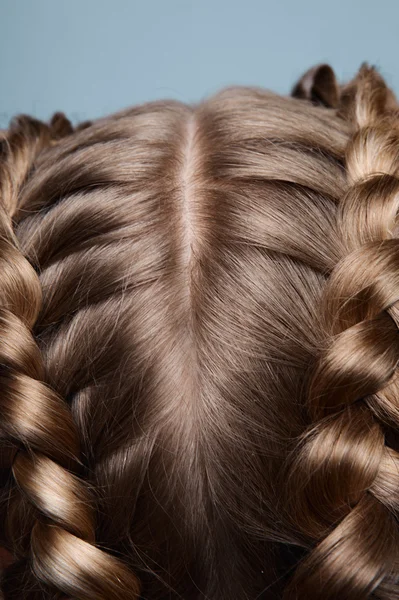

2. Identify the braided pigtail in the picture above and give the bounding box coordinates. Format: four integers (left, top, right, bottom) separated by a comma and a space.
284, 65, 399, 599
0, 117, 140, 598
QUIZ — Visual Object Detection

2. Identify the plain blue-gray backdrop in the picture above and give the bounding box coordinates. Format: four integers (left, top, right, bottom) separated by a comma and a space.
1, 0, 399, 128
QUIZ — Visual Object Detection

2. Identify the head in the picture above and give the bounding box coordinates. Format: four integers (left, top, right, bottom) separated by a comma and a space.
0, 63, 399, 600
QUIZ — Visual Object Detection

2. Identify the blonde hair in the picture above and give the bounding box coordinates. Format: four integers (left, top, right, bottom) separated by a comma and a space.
0, 63, 398, 599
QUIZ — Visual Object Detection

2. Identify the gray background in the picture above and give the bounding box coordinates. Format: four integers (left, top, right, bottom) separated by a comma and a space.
1, 0, 398, 127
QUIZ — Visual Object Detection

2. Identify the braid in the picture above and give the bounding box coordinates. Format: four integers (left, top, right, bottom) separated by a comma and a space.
0, 117, 140, 598
284, 65, 399, 599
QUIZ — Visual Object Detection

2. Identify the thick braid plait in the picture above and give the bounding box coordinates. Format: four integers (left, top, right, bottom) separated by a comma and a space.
0, 117, 140, 598
284, 65, 399, 599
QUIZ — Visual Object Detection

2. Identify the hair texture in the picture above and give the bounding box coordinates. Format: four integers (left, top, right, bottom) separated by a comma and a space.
0, 63, 398, 600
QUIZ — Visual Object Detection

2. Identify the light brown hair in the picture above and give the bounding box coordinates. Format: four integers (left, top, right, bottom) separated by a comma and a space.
0, 63, 398, 600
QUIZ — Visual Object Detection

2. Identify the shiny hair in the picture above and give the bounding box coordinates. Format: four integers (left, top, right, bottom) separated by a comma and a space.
0, 63, 398, 600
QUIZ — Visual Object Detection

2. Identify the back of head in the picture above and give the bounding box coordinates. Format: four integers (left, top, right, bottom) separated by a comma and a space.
0, 62, 398, 600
